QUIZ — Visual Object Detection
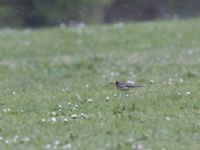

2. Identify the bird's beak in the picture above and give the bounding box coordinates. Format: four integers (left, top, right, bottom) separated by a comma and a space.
110, 81, 116, 85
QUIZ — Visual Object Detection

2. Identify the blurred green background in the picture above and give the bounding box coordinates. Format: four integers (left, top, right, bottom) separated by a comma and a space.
0, 0, 200, 28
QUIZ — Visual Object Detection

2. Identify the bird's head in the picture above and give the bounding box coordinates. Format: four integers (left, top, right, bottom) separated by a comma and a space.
110, 80, 118, 85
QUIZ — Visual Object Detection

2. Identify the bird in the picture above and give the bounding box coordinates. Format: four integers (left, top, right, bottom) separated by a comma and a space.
111, 80, 144, 91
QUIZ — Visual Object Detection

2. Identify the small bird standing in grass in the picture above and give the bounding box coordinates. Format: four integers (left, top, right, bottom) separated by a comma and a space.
111, 80, 144, 91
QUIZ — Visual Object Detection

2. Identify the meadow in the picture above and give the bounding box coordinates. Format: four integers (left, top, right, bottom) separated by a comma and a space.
0, 18, 200, 150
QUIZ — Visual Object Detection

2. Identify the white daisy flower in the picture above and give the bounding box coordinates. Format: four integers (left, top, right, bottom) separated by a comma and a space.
106, 96, 110, 101
87, 99, 93, 103
71, 114, 78, 119
51, 117, 57, 122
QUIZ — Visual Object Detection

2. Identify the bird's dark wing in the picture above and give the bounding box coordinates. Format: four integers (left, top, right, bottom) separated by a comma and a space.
125, 82, 134, 87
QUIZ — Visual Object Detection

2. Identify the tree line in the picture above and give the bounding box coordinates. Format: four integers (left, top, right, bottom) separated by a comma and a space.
0, 0, 199, 28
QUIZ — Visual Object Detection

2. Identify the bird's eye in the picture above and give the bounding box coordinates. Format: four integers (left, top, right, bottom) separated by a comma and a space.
115, 81, 118, 84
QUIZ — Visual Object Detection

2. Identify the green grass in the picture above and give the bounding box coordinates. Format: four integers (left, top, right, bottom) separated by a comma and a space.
0, 18, 200, 150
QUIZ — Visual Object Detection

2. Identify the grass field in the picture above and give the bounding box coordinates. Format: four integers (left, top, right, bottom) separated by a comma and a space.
0, 18, 200, 150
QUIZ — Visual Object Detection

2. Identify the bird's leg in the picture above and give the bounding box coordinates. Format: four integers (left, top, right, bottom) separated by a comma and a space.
119, 91, 122, 98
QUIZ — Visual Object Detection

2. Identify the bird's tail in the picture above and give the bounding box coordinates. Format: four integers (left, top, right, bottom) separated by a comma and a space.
130, 85, 144, 88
